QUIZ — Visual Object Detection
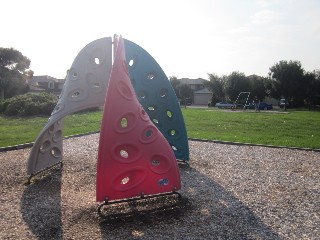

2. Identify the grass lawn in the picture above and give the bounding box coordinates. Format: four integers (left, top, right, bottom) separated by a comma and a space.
0, 108, 319, 149
0, 111, 103, 147
182, 108, 320, 149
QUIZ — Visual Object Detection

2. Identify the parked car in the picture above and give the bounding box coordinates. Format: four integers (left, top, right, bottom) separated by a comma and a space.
259, 102, 273, 110
215, 101, 235, 109
246, 102, 273, 110
279, 99, 289, 108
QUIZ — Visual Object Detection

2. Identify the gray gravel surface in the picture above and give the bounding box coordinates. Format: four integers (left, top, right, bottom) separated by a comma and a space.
0, 133, 319, 239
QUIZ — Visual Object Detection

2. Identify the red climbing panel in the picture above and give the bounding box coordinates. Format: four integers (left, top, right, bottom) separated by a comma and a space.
96, 35, 181, 202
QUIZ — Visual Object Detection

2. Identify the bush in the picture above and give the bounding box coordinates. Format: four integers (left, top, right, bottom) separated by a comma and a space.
0, 93, 58, 116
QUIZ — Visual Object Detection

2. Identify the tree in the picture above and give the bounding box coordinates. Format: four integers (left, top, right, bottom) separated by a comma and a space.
208, 73, 225, 103
269, 60, 305, 107
224, 71, 250, 101
169, 76, 180, 98
248, 75, 270, 100
179, 84, 193, 105
304, 70, 320, 107
0, 48, 33, 99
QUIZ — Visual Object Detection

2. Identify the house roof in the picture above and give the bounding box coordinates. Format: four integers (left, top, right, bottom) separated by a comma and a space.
194, 87, 212, 94
177, 78, 209, 85
29, 75, 65, 84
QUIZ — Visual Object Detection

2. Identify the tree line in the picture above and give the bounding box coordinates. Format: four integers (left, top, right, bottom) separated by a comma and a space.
171, 61, 320, 107
1, 47, 320, 108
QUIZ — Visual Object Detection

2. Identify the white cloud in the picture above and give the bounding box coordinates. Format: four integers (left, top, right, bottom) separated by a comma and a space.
251, 10, 278, 24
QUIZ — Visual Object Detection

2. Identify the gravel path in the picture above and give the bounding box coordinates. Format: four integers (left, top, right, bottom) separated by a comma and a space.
0, 133, 319, 239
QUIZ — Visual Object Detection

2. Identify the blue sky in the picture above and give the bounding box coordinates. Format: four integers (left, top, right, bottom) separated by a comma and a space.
2, 0, 320, 79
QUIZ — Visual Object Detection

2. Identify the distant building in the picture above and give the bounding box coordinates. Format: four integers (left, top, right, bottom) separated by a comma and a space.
28, 75, 65, 95
177, 78, 212, 105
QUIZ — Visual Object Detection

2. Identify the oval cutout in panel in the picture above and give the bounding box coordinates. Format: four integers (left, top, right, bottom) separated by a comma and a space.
116, 80, 134, 100
90, 47, 106, 68
115, 112, 137, 133
69, 68, 79, 81
138, 105, 149, 122
139, 125, 158, 144
40, 140, 51, 153
112, 167, 147, 191
149, 154, 172, 174
138, 90, 148, 99
159, 88, 168, 98
51, 147, 62, 158
51, 103, 65, 115
52, 130, 62, 143
86, 73, 103, 92
67, 88, 88, 102
112, 144, 141, 163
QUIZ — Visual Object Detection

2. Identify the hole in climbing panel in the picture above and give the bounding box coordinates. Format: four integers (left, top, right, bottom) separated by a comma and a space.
40, 140, 51, 152
145, 129, 153, 137
127, 54, 137, 68
160, 88, 168, 98
139, 105, 149, 122
113, 144, 140, 163
140, 125, 158, 143
112, 167, 147, 191
150, 155, 171, 174
48, 124, 55, 134
121, 118, 128, 128
90, 47, 105, 68
146, 72, 156, 80
51, 147, 61, 158
69, 68, 79, 80
86, 73, 103, 92
120, 150, 129, 159
151, 159, 160, 166
116, 81, 133, 100
52, 130, 62, 142
93, 82, 100, 88
51, 104, 64, 115
171, 145, 178, 151
166, 110, 173, 118
169, 129, 177, 136
68, 89, 87, 101
115, 112, 136, 133
121, 177, 130, 185
148, 106, 156, 111
139, 91, 147, 99
71, 91, 80, 98
130, 78, 136, 86
94, 57, 100, 65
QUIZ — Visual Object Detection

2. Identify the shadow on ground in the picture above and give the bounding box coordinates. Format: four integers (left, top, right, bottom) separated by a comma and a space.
98, 164, 281, 239
20, 170, 62, 240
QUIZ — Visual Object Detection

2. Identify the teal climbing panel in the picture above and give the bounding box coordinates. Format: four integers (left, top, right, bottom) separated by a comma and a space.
124, 39, 189, 161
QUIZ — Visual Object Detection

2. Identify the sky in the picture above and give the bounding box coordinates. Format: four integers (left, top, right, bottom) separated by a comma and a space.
2, 0, 320, 80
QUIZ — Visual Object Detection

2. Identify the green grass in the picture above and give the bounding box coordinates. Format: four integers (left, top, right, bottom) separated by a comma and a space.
182, 108, 320, 149
0, 111, 103, 147
0, 108, 320, 149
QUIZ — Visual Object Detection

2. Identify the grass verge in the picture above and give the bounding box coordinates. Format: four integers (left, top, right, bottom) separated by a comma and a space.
0, 108, 319, 149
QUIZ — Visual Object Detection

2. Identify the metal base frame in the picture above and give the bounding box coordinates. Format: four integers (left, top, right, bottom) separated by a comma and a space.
98, 191, 182, 219
26, 161, 63, 185
177, 159, 190, 167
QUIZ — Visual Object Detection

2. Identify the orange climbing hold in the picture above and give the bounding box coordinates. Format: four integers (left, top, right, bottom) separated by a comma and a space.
96, 35, 181, 202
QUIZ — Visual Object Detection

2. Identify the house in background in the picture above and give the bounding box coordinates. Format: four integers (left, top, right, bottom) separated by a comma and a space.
177, 78, 212, 105
28, 75, 65, 95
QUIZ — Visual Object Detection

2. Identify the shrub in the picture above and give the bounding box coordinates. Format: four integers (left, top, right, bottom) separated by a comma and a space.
0, 93, 58, 116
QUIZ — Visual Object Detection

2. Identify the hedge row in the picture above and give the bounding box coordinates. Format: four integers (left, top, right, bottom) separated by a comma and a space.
0, 93, 58, 116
